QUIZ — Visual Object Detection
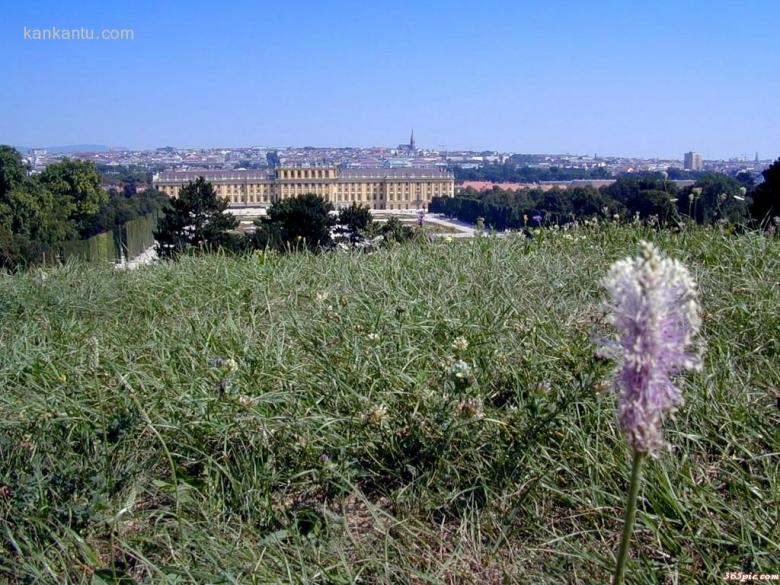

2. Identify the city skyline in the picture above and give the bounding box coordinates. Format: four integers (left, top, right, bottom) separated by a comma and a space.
2, 0, 779, 160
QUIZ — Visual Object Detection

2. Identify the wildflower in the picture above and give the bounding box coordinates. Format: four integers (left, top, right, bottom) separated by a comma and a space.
57, 373, 67, 384
88, 336, 100, 370
457, 397, 484, 419
319, 453, 331, 464
532, 214, 543, 225
367, 332, 380, 342
613, 214, 620, 221
214, 357, 239, 374
448, 359, 476, 388
449, 359, 472, 380
451, 336, 469, 352
361, 403, 389, 425
599, 241, 704, 585
533, 381, 552, 396
599, 241, 702, 455
417, 211, 425, 227
237, 394, 258, 407
315, 290, 329, 303
443, 235, 454, 243
325, 305, 341, 322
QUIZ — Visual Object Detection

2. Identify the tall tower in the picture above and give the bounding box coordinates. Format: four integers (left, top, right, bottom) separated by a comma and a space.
410, 129, 416, 152
684, 151, 703, 171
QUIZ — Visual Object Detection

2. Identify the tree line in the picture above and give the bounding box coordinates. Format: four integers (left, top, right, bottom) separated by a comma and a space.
0, 146, 167, 269
154, 178, 418, 259
431, 163, 780, 230
453, 162, 611, 184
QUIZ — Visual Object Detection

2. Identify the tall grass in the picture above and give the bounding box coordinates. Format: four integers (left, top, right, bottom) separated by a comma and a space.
1, 224, 778, 583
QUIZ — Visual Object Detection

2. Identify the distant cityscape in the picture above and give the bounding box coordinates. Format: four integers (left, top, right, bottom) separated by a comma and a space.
17, 133, 770, 182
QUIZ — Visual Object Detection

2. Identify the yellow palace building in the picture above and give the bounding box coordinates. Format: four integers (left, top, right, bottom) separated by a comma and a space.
153, 166, 454, 210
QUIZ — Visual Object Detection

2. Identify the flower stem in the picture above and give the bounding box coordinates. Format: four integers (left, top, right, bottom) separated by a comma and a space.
613, 451, 645, 585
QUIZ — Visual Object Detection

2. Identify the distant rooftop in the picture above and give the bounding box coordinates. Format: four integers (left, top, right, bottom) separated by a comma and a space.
156, 169, 274, 182
156, 167, 452, 182
340, 167, 451, 179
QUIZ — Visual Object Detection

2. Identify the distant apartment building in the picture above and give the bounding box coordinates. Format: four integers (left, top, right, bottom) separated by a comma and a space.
153, 166, 454, 210
683, 151, 703, 171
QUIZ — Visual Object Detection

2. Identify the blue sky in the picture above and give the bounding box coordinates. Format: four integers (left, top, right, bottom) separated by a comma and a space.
2, 0, 778, 159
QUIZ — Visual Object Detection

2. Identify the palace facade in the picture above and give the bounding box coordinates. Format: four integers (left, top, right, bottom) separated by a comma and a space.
152, 166, 454, 210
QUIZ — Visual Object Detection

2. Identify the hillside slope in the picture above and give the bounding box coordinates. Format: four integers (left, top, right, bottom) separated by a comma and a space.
1, 226, 778, 583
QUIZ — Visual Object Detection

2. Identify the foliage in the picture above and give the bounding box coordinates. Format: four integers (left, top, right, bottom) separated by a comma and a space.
0, 145, 28, 196
95, 163, 161, 187
40, 159, 108, 232
751, 158, 780, 223
0, 147, 73, 268
453, 162, 611, 183
0, 226, 777, 582
154, 177, 240, 258
266, 150, 281, 168
253, 193, 336, 252
678, 173, 750, 225
80, 189, 168, 238
433, 171, 759, 229
379, 216, 416, 243
336, 202, 374, 243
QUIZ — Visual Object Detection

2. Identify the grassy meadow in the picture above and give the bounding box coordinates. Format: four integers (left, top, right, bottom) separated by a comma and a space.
0, 225, 778, 583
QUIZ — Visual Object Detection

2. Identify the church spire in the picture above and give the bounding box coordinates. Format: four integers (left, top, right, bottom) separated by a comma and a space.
410, 129, 416, 152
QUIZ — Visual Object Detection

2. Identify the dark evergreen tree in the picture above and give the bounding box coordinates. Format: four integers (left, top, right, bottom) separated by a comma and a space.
336, 203, 373, 243
751, 159, 780, 224
154, 177, 239, 258
253, 193, 335, 252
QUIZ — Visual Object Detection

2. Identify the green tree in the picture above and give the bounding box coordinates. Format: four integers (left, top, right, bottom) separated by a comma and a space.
1, 147, 72, 268
380, 216, 415, 243
630, 189, 680, 225
254, 193, 335, 252
336, 203, 373, 243
751, 159, 780, 224
154, 177, 240, 258
682, 173, 748, 224
40, 159, 108, 233
0, 145, 28, 196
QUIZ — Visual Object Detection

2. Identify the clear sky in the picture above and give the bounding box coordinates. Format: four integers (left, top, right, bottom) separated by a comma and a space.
2, 0, 778, 159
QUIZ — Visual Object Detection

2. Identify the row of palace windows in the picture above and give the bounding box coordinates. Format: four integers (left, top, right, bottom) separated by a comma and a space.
279, 169, 332, 179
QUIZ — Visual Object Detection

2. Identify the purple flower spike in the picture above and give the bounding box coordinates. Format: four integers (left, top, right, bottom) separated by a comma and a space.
532, 214, 543, 225
417, 211, 425, 227
599, 242, 703, 456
